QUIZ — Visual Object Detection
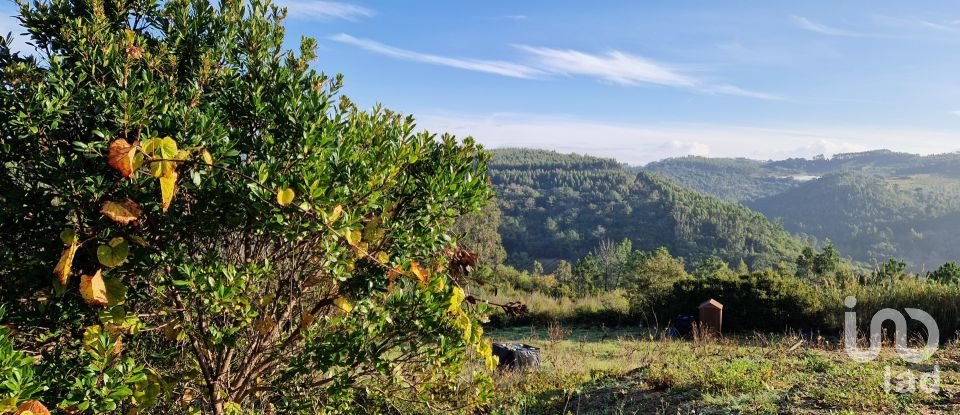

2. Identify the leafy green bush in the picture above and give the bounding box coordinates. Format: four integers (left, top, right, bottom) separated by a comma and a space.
0, 308, 43, 413
0, 0, 494, 412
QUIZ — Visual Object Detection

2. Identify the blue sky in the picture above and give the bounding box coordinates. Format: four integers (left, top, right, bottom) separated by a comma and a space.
5, 0, 960, 164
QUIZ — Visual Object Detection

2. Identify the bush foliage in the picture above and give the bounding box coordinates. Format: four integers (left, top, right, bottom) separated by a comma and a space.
0, 0, 495, 413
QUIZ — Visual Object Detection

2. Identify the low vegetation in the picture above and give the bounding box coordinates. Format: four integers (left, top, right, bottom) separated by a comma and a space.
489, 326, 958, 414
484, 241, 960, 339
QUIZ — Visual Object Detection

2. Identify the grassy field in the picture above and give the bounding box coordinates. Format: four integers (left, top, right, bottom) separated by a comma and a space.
488, 325, 960, 414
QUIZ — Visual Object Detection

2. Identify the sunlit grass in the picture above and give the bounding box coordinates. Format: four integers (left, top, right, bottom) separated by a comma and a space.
487, 326, 958, 414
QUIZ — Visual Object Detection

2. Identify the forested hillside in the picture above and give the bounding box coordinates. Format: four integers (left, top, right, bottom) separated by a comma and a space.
489, 149, 804, 269
643, 150, 960, 268
643, 156, 797, 202
751, 172, 960, 268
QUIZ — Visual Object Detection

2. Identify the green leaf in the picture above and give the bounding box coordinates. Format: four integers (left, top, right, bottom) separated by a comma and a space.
97, 237, 129, 268
157, 137, 178, 159
60, 228, 78, 245
103, 277, 127, 306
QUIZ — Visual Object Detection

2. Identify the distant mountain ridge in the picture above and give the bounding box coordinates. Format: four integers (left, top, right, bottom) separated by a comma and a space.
489, 148, 804, 269
643, 149, 960, 267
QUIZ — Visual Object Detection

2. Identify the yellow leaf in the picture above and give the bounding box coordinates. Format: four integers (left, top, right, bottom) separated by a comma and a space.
0, 397, 15, 413
201, 149, 213, 166
375, 251, 390, 264
162, 159, 176, 177
100, 199, 142, 225
333, 296, 353, 313
327, 204, 343, 224
80, 270, 108, 306
276, 188, 295, 206
160, 171, 177, 213
53, 242, 78, 286
345, 229, 362, 247
108, 139, 139, 178
449, 286, 465, 314
410, 261, 429, 285
457, 313, 472, 341
352, 242, 368, 259
141, 137, 156, 154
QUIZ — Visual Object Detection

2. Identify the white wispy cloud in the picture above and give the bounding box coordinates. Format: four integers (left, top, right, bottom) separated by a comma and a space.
417, 112, 960, 165
279, 1, 373, 21
915, 20, 959, 32
513, 45, 696, 87
330, 34, 544, 78
516, 45, 781, 100
701, 84, 784, 101
792, 16, 876, 37
333, 34, 778, 100
873, 15, 960, 32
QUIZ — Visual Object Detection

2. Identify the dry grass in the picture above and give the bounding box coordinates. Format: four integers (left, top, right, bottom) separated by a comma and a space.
484, 289, 632, 324
487, 325, 960, 415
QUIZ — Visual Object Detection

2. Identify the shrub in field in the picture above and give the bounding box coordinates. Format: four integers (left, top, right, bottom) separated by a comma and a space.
666, 266, 960, 339
668, 270, 828, 332
0, 0, 494, 413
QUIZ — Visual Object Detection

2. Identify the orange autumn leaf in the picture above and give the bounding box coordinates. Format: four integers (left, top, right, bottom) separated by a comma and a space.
410, 261, 429, 285
15, 401, 50, 415
110, 335, 123, 357
108, 139, 139, 178
388, 267, 402, 279
100, 199, 142, 225
53, 242, 78, 285
388, 266, 402, 290
80, 270, 109, 306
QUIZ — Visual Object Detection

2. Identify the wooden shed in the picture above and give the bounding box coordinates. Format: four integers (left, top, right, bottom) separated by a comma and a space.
698, 299, 724, 334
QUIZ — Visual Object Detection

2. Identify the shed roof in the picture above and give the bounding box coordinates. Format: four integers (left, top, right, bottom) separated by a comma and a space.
698, 299, 723, 309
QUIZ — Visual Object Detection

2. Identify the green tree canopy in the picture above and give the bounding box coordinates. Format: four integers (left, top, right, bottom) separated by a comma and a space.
0, 0, 494, 413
